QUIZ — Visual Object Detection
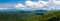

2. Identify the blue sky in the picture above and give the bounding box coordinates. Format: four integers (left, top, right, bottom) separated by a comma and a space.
0, 0, 60, 11
18, 0, 48, 4
0, 0, 52, 10
0, 0, 48, 4
0, 0, 48, 3
0, 0, 18, 3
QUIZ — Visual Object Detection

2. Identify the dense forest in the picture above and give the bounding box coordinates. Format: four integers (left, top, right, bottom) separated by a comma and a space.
0, 10, 60, 21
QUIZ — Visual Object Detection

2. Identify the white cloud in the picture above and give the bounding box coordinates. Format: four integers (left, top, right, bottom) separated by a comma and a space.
25, 1, 48, 8
0, 7, 3, 10
48, 0, 60, 10
48, 0, 60, 5
14, 3, 27, 10
15, 0, 48, 10
0, 7, 9, 10
0, 3, 16, 10
15, 0, 60, 11
0, 0, 60, 11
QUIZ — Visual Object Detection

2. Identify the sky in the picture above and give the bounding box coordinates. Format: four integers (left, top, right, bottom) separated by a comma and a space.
0, 0, 60, 11
0, 0, 18, 3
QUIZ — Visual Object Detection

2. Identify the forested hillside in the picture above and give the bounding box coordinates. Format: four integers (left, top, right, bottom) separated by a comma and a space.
0, 10, 60, 21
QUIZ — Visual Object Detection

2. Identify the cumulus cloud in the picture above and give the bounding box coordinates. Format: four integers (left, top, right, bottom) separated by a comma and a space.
15, 0, 48, 10
14, 3, 27, 10
25, 1, 48, 8
0, 3, 16, 10
15, 0, 60, 11
48, 0, 60, 10
0, 7, 10, 10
